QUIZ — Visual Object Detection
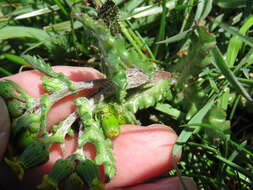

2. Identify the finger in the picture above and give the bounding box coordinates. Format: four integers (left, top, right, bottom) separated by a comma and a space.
106, 124, 180, 189
0, 96, 10, 160
120, 176, 197, 190
17, 124, 179, 189
3, 66, 103, 128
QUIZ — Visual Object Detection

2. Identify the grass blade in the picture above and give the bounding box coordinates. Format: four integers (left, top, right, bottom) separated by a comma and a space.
0, 67, 12, 76
216, 155, 253, 181
226, 16, 253, 67
211, 47, 253, 102
194, 0, 205, 20
215, 20, 253, 47
153, 0, 168, 58
53, 0, 68, 17
122, 0, 145, 12
0, 26, 51, 48
201, 0, 213, 19
217, 88, 230, 110
127, 2, 176, 19
155, 103, 183, 120
234, 48, 253, 73
2, 53, 28, 66
215, 0, 251, 8
173, 96, 216, 156
229, 95, 240, 120
14, 5, 59, 20
228, 141, 247, 162
179, 0, 195, 32
229, 140, 253, 157
43, 21, 83, 32
156, 29, 191, 44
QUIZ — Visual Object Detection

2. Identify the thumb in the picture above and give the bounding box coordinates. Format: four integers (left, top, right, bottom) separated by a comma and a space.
0, 96, 10, 160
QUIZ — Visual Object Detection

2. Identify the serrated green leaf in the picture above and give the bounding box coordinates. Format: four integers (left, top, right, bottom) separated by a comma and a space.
156, 29, 191, 44
22, 55, 56, 77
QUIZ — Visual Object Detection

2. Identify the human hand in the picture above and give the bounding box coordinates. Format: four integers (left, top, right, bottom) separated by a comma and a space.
0, 66, 196, 190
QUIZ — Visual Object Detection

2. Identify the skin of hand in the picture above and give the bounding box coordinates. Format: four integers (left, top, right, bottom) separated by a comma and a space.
0, 66, 197, 190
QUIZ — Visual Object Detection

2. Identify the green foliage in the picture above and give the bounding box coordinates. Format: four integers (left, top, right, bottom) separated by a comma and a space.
75, 97, 116, 180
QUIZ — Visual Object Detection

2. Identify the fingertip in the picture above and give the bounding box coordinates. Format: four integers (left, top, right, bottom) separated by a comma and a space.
106, 124, 179, 189
147, 124, 181, 164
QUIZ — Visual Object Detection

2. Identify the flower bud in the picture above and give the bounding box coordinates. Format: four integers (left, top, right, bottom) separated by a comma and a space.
101, 114, 120, 139
96, 104, 120, 139
76, 159, 104, 190
38, 159, 74, 190
5, 141, 49, 180
19, 141, 49, 169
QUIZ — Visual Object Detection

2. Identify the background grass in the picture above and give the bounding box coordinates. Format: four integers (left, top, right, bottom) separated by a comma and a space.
0, 0, 253, 189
